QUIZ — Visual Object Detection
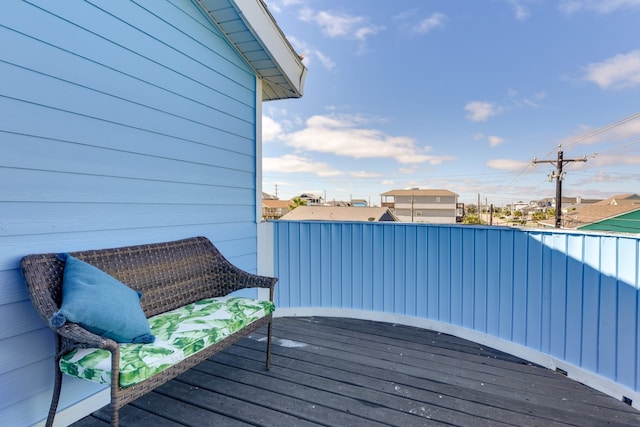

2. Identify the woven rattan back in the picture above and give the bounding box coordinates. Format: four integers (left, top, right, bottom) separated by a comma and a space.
20, 237, 255, 321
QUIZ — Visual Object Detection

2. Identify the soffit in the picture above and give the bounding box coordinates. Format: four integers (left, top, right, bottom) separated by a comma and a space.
196, 0, 307, 101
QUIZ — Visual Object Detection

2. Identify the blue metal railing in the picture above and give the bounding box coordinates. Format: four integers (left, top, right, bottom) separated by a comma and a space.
264, 221, 640, 402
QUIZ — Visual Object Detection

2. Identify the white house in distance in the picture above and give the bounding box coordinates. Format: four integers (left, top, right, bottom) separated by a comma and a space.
381, 189, 459, 224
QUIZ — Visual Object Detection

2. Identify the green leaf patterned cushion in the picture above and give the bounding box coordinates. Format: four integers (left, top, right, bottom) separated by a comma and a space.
59, 296, 275, 387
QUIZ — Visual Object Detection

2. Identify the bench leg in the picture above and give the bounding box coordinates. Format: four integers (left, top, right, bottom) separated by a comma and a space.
266, 319, 273, 370
110, 405, 120, 427
45, 354, 64, 427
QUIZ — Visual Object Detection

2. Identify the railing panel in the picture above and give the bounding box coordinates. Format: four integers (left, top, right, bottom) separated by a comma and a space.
565, 234, 585, 365
268, 221, 640, 401
498, 229, 515, 340
473, 228, 487, 332
416, 228, 429, 318
512, 231, 529, 345
548, 234, 568, 359
582, 235, 601, 372
617, 238, 638, 390
486, 229, 501, 336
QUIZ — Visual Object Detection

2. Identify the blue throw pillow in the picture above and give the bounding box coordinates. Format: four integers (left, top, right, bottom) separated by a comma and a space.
49, 254, 155, 344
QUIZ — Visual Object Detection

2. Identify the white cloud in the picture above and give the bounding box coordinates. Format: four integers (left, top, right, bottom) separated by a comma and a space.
264, 0, 306, 14
262, 116, 283, 142
534, 91, 547, 100
286, 36, 336, 70
464, 101, 503, 122
299, 8, 384, 41
411, 13, 447, 34
263, 154, 343, 177
589, 153, 640, 167
284, 114, 453, 164
263, 155, 383, 179
559, 0, 640, 14
398, 167, 417, 174
583, 50, 640, 89
522, 91, 547, 108
558, 0, 582, 13
349, 171, 382, 178
488, 136, 505, 147
579, 170, 619, 183
505, 0, 531, 21
486, 158, 531, 171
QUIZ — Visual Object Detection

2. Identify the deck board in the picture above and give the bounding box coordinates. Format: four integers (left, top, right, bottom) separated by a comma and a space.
73, 317, 640, 426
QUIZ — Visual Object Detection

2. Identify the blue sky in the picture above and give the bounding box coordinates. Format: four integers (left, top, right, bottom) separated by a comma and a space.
261, 0, 640, 206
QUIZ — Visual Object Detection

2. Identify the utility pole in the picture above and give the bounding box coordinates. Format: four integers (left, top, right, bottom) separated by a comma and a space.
411, 192, 415, 223
490, 204, 493, 226
533, 147, 587, 228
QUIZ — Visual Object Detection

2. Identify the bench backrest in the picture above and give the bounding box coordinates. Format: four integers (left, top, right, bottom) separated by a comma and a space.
21, 237, 256, 324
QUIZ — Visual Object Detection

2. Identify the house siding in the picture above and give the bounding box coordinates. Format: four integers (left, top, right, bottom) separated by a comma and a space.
392, 195, 458, 224
0, 1, 260, 425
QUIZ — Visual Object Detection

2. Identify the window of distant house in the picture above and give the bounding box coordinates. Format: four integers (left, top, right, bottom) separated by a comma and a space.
436, 197, 440, 203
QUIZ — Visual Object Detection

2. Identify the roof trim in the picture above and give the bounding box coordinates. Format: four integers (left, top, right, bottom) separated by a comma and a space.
196, 0, 307, 100
381, 189, 459, 197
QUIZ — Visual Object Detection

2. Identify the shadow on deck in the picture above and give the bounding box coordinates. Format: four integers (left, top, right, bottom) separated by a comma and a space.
72, 317, 640, 426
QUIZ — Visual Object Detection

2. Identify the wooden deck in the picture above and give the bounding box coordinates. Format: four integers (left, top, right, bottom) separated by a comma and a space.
72, 317, 640, 426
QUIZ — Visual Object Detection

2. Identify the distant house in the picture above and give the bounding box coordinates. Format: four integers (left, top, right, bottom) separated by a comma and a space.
281, 206, 398, 222
262, 199, 291, 220
0, 1, 305, 425
381, 189, 458, 224
508, 200, 531, 213
350, 198, 368, 207
326, 200, 352, 207
531, 196, 602, 214
558, 194, 640, 233
296, 193, 324, 206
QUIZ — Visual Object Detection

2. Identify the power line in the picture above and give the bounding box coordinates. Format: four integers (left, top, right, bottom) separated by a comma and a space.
504, 112, 640, 192
563, 112, 640, 150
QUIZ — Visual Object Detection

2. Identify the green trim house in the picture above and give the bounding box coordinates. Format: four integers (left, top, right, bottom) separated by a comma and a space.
578, 209, 640, 234
564, 194, 640, 233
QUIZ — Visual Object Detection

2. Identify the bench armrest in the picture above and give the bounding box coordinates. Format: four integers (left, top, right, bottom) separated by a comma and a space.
56, 323, 119, 352
212, 259, 278, 295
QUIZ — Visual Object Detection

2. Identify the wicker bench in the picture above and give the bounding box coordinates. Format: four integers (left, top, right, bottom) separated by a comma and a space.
20, 236, 277, 427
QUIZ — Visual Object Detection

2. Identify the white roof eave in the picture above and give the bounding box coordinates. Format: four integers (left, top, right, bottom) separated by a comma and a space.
196, 0, 307, 101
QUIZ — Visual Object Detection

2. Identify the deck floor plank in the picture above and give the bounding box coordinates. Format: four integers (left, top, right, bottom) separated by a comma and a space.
264, 322, 605, 413
212, 343, 552, 426
72, 317, 640, 427
269, 318, 633, 410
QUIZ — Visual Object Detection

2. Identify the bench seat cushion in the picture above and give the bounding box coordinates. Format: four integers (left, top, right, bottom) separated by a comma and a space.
59, 296, 275, 387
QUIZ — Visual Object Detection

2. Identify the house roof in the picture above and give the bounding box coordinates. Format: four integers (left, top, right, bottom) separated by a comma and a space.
381, 189, 458, 197
197, 0, 307, 100
281, 206, 398, 222
262, 199, 291, 209
556, 193, 640, 229
262, 192, 278, 200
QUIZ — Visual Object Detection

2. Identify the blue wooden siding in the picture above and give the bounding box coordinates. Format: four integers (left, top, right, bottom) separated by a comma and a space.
271, 221, 640, 398
0, 1, 260, 425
